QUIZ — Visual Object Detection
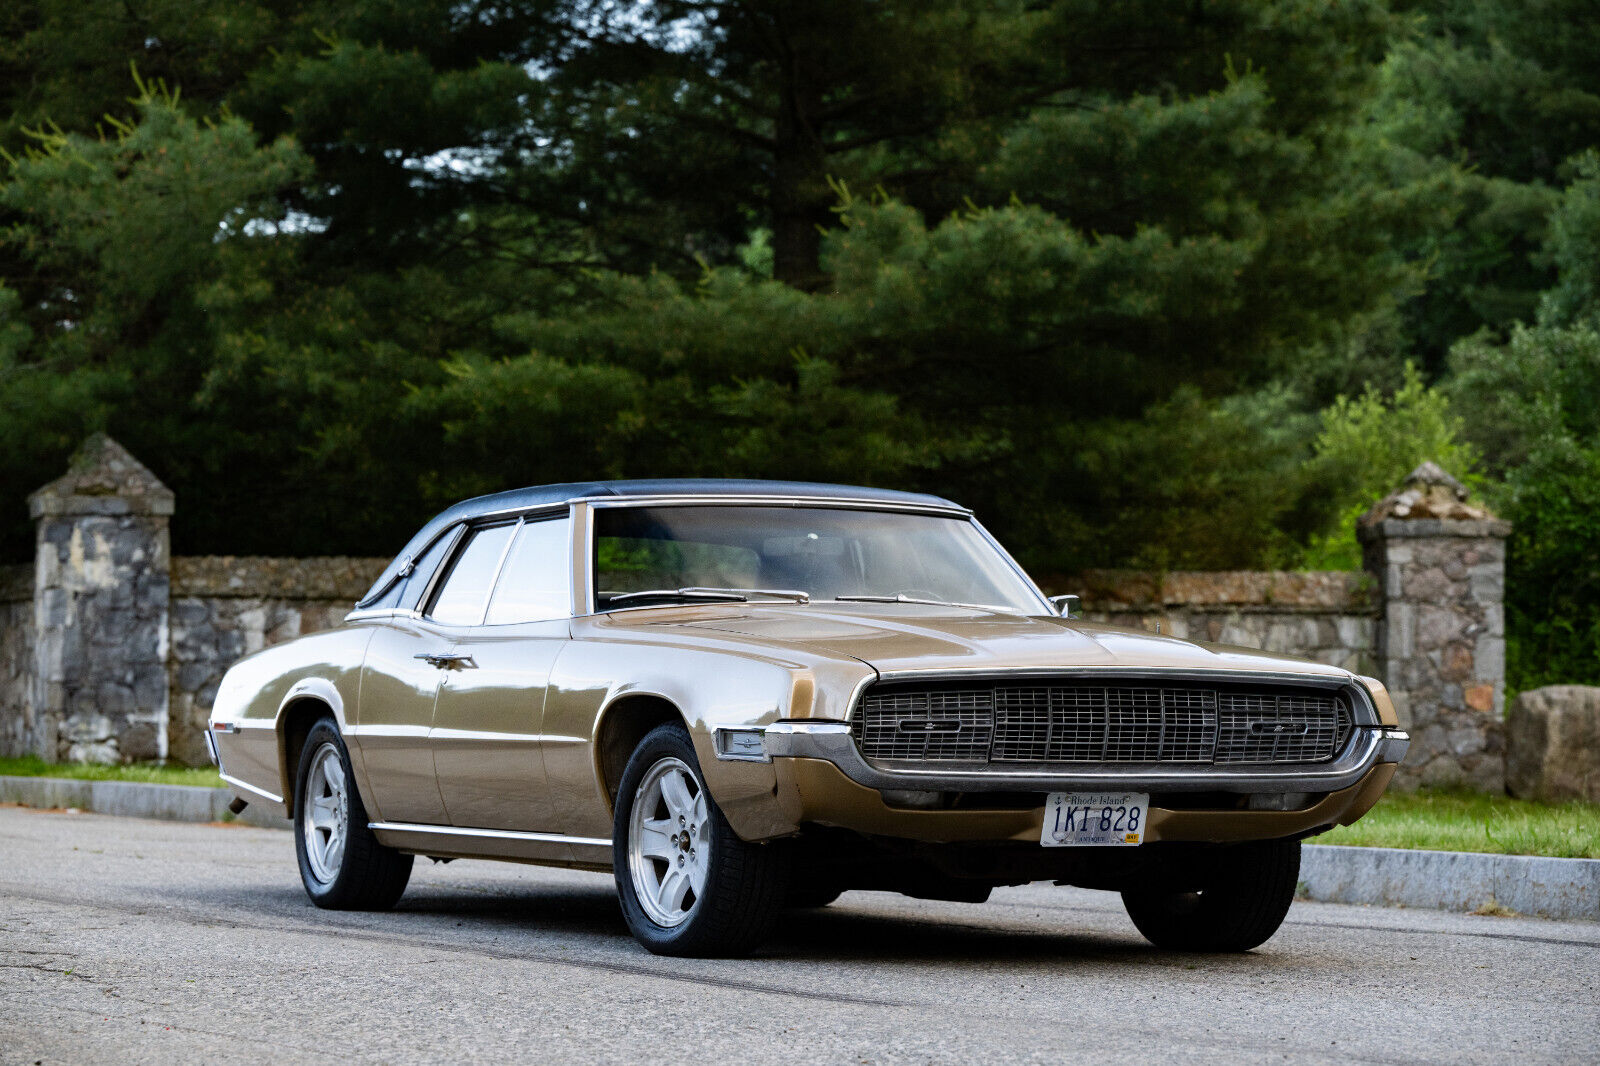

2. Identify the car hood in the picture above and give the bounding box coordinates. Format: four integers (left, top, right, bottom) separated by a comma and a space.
638, 603, 1352, 682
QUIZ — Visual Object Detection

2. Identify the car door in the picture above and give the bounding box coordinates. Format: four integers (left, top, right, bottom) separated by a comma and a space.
430, 514, 572, 831
354, 521, 516, 824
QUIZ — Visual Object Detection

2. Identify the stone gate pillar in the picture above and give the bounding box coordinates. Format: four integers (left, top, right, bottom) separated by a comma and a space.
27, 435, 173, 762
1358, 462, 1508, 790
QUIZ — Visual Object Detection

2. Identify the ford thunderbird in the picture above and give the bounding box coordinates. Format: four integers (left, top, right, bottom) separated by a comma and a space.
208, 480, 1409, 956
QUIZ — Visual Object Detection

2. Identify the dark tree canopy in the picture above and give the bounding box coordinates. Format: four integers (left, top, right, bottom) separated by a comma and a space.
2, 0, 1598, 696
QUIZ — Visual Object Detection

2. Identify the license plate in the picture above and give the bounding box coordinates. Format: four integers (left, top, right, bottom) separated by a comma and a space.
1041, 792, 1148, 847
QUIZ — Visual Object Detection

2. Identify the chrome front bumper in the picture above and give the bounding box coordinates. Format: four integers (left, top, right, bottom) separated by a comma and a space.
740, 721, 1410, 794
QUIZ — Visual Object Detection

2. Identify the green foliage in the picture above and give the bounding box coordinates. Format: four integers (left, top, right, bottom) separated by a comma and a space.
1447, 152, 1600, 691
1450, 323, 1600, 690
1371, 0, 1600, 367
0, 80, 307, 557
0, 754, 223, 788
1298, 365, 1482, 569
1541, 151, 1600, 328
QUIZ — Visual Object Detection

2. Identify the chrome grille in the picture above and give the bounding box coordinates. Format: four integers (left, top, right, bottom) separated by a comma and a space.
852, 682, 1351, 767
1216, 692, 1350, 764
849, 689, 993, 762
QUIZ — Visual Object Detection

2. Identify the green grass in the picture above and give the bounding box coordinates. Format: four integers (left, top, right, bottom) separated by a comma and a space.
1319, 787, 1600, 859
0, 755, 223, 789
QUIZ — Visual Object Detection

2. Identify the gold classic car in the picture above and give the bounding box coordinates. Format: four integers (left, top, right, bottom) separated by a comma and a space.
208, 480, 1409, 956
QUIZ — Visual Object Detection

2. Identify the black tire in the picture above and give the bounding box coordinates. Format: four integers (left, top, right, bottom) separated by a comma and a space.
294, 718, 413, 910
1121, 840, 1300, 952
612, 723, 790, 956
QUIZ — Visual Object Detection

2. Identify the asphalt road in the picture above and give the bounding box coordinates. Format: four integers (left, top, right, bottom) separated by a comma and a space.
1, 807, 1596, 1066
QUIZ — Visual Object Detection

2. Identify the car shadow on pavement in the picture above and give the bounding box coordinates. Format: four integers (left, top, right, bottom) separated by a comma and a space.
768, 905, 1161, 966
190, 878, 1310, 972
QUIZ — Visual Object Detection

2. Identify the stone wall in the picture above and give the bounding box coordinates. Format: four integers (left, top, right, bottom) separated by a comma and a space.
1359, 463, 1509, 791
26, 436, 174, 763
1046, 569, 1376, 674
166, 556, 385, 766
0, 565, 32, 757
0, 440, 1514, 790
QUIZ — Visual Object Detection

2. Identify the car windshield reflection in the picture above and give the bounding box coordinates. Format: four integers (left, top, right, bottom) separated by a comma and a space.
592, 505, 1045, 614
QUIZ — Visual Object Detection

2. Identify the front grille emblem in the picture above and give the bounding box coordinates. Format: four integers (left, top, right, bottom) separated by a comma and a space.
897, 719, 963, 733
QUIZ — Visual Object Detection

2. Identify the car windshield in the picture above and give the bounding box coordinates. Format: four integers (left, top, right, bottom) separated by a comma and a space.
592, 505, 1047, 614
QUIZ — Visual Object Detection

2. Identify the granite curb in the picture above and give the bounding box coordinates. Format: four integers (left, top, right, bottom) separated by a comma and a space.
1299, 843, 1598, 921
0, 774, 290, 830
3, 774, 1594, 921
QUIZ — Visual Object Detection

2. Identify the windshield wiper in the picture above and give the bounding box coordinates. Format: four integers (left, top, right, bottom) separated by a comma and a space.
606, 586, 810, 606
834, 593, 1014, 612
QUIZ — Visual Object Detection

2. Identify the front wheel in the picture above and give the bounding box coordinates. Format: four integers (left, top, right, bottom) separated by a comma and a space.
294, 718, 413, 910
613, 723, 789, 956
1121, 840, 1300, 952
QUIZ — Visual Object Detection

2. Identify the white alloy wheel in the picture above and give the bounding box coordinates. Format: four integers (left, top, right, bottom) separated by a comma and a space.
301, 740, 349, 885
627, 756, 712, 927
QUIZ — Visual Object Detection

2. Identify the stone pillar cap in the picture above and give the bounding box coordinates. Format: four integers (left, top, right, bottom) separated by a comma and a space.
1357, 461, 1507, 538
28, 433, 175, 518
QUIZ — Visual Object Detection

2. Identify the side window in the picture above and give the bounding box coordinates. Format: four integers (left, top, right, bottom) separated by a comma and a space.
398, 525, 463, 612
485, 518, 572, 625
427, 523, 516, 626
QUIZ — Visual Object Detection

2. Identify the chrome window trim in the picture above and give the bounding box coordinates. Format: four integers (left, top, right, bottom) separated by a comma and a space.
452, 493, 969, 533
967, 517, 1055, 615
357, 493, 966, 614
567, 501, 585, 619
580, 494, 972, 516
580, 500, 597, 616
480, 512, 576, 627
368, 821, 611, 849
344, 607, 425, 623
408, 522, 466, 617
422, 518, 521, 627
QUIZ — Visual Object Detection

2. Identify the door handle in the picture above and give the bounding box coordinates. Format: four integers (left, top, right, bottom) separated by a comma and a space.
415, 652, 477, 670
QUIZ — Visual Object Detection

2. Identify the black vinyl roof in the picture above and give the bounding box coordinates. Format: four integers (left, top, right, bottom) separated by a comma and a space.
358, 479, 964, 608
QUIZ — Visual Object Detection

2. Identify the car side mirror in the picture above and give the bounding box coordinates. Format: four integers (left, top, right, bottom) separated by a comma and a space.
1049, 594, 1082, 619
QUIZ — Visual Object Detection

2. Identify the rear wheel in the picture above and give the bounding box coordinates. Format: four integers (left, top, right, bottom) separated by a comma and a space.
294, 718, 413, 910
613, 723, 789, 956
1121, 840, 1300, 952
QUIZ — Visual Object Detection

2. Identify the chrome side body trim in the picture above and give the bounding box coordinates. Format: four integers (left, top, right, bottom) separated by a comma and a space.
761, 720, 1410, 794
221, 771, 282, 805
345, 723, 430, 740
428, 728, 586, 745
368, 821, 611, 848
